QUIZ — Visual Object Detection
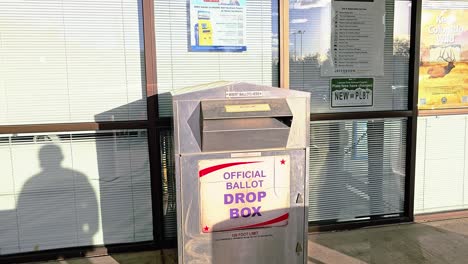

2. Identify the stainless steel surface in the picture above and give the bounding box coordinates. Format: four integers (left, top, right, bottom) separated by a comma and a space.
202, 129, 290, 152
179, 150, 306, 264
172, 82, 309, 155
202, 118, 291, 151
203, 117, 289, 131
172, 82, 310, 264
201, 99, 292, 119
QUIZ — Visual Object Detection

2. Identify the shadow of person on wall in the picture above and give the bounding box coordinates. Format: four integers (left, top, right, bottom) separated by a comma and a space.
16, 144, 99, 253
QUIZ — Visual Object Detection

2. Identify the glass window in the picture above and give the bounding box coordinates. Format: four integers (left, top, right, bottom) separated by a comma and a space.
0, 130, 152, 255
415, 115, 468, 214
414, 0, 468, 216
160, 128, 177, 239
155, 0, 280, 117
418, 0, 468, 110
309, 118, 407, 222
0, 1, 147, 125
155, 0, 281, 237
289, 0, 411, 113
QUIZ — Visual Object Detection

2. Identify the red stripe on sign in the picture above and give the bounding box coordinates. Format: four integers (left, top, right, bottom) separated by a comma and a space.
226, 213, 289, 231
198, 161, 260, 177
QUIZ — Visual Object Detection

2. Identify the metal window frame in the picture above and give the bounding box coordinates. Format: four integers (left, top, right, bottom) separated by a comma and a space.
0, 0, 174, 262
279, 0, 289, 89
0, 0, 422, 262
304, 0, 422, 230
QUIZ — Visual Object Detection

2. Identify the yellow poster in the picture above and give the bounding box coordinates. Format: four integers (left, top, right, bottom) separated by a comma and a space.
419, 5, 468, 110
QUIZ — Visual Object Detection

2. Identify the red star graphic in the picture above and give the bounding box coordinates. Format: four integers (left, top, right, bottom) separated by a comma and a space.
203, 226, 209, 232
280, 159, 286, 165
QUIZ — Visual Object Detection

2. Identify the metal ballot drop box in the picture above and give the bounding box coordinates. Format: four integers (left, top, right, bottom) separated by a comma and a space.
172, 82, 310, 264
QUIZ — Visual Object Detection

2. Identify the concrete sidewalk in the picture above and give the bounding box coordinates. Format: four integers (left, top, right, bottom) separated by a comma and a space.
308, 217, 468, 263
30, 217, 468, 264
30, 250, 178, 264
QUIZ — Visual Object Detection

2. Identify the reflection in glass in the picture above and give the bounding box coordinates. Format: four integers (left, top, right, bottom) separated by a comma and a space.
289, 0, 412, 112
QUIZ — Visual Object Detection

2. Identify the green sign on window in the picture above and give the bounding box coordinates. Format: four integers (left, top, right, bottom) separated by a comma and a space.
330, 78, 374, 108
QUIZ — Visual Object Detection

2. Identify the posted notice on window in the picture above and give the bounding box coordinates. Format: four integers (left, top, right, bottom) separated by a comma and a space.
199, 156, 290, 233
331, 78, 374, 108
322, 0, 385, 76
190, 0, 247, 52
418, 2, 468, 110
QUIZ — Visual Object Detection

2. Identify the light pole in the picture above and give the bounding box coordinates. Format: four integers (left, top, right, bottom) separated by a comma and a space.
291, 31, 298, 60
297, 30, 306, 89
297, 30, 305, 60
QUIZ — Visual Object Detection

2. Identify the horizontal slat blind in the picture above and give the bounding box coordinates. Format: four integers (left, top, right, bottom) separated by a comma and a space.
0, 0, 146, 125
0, 130, 152, 255
289, 0, 410, 113
415, 115, 468, 214
160, 128, 177, 239
154, 0, 275, 116
309, 118, 407, 222
414, 1, 468, 214
423, 1, 468, 9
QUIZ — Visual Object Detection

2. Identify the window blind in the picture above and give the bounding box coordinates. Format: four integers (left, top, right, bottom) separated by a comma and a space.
160, 128, 177, 239
154, 0, 276, 117
0, 130, 152, 255
309, 118, 407, 222
0, 0, 146, 125
414, 0, 468, 214
289, 0, 411, 113
415, 115, 468, 214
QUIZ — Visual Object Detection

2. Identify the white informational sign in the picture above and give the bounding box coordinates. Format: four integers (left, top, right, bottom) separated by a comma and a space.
190, 0, 247, 52
199, 156, 290, 233
321, 0, 385, 76
225, 91, 263, 98
331, 78, 374, 108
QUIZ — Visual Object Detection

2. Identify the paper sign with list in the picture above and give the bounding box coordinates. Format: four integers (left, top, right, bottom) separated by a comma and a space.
321, 0, 385, 77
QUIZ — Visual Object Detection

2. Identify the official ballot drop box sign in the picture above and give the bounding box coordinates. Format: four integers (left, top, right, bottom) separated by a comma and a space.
172, 82, 310, 264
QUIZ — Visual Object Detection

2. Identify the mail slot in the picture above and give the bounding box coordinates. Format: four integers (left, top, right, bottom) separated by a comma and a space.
172, 82, 310, 264
201, 99, 293, 151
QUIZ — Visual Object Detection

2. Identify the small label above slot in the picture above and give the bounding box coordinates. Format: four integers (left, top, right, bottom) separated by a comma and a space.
225, 91, 264, 98
225, 104, 271, 113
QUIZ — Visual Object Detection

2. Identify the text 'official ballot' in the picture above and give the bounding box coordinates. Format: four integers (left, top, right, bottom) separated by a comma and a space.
199, 156, 290, 232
